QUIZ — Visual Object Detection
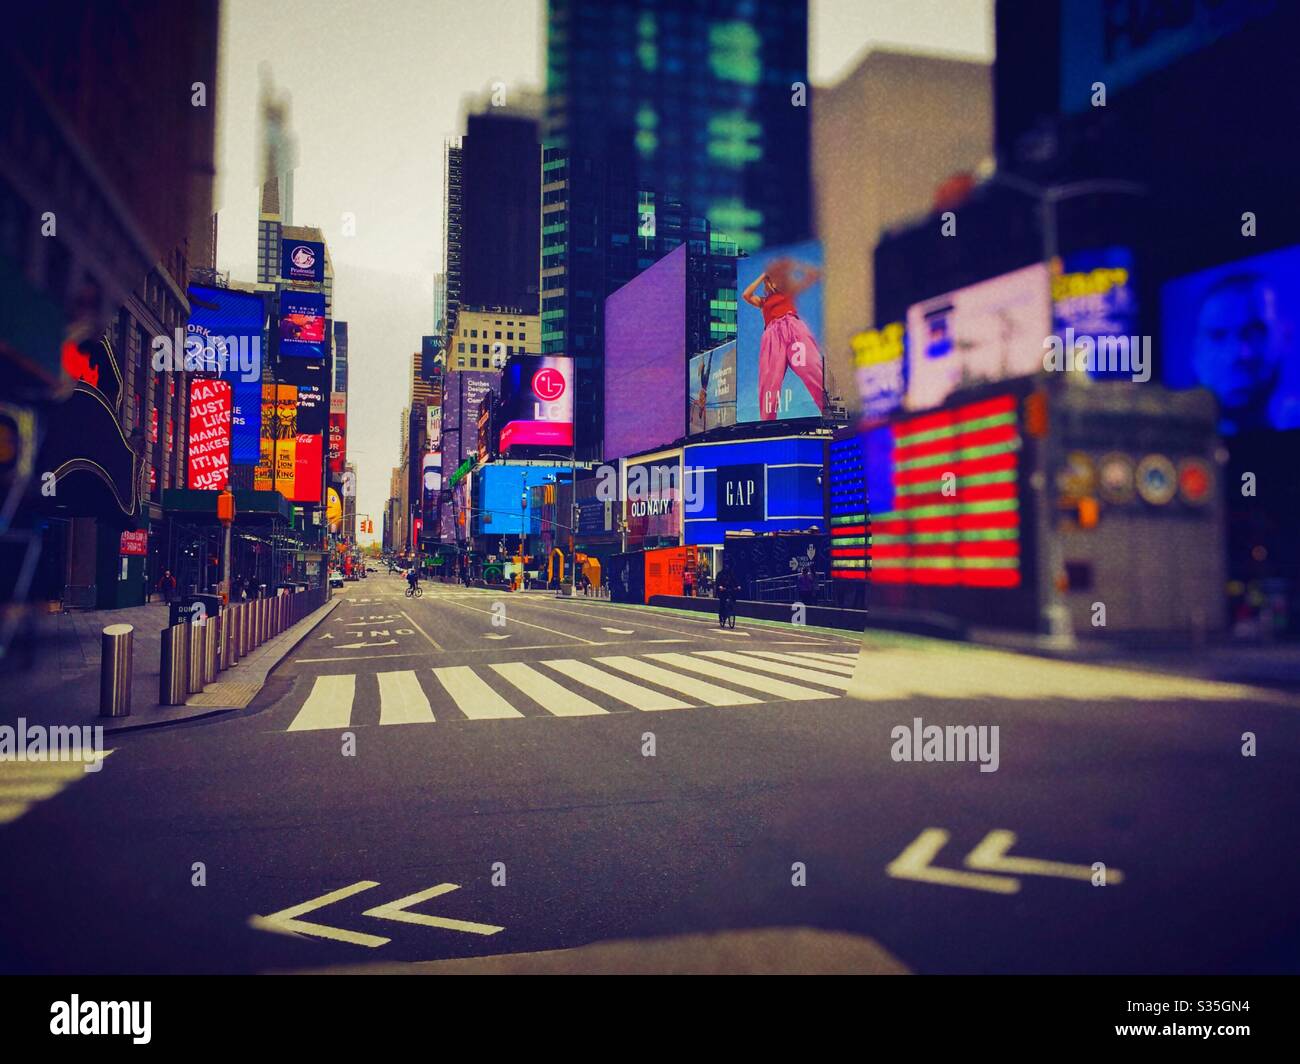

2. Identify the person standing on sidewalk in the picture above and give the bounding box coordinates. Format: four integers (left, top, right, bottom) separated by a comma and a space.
157, 570, 177, 604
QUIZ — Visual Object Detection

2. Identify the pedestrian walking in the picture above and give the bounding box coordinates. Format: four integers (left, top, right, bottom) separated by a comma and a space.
157, 569, 177, 603
797, 566, 815, 604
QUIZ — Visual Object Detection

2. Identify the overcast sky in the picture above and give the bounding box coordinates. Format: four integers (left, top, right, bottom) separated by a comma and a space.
213, 0, 993, 542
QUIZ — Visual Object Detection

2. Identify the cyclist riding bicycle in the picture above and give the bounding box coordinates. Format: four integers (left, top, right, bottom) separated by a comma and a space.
406, 568, 419, 595
714, 563, 740, 627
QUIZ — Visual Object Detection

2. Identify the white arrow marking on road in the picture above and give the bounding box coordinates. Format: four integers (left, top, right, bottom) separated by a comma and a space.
886, 829, 1022, 895
318, 633, 334, 640
964, 829, 1123, 884
249, 881, 390, 947
601, 627, 635, 634
362, 883, 505, 936
336, 639, 399, 650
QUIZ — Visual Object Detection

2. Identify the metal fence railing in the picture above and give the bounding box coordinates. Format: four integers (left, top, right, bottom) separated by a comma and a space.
751, 574, 830, 605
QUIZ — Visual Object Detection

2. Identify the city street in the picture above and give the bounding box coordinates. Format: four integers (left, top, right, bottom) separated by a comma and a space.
3, 573, 1297, 975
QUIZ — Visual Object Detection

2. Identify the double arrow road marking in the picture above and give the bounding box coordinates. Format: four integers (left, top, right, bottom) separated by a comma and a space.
886, 829, 1124, 895
250, 880, 505, 947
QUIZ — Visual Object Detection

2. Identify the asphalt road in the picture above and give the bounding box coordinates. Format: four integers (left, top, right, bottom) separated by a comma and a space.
3, 572, 1298, 974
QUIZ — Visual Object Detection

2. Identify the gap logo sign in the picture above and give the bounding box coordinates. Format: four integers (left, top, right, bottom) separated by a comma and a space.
716, 463, 764, 522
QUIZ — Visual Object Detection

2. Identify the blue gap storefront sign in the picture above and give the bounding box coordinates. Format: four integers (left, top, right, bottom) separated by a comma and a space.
684, 436, 825, 546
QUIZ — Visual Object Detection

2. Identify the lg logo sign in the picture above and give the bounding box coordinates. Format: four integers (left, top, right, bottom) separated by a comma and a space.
532, 367, 566, 402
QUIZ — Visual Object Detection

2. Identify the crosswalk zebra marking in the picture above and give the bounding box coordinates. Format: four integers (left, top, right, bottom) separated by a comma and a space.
377, 670, 435, 725
540, 659, 692, 711
701, 650, 855, 690
593, 655, 760, 707
489, 662, 608, 717
288, 674, 356, 731
786, 651, 861, 668
432, 666, 524, 720
740, 650, 857, 675
645, 653, 832, 700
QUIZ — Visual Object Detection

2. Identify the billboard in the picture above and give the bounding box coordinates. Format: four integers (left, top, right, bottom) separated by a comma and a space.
688, 341, 737, 435
186, 284, 264, 462
186, 379, 231, 490
497, 355, 574, 452
604, 243, 686, 458
866, 393, 1022, 588
255, 384, 297, 497
683, 436, 825, 545
292, 433, 323, 504
328, 394, 347, 476
736, 239, 827, 423
853, 322, 906, 424
280, 357, 328, 435
442, 370, 500, 467
281, 238, 325, 283
475, 464, 569, 536
278, 291, 327, 358
1161, 243, 1300, 433
1052, 247, 1138, 380
828, 430, 868, 582
624, 451, 682, 546
905, 263, 1052, 413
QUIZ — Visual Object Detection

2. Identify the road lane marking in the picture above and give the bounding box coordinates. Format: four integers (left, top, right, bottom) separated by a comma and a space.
886, 829, 1021, 895
490, 662, 608, 716
378, 670, 436, 725
646, 654, 830, 700
738, 650, 857, 675
297, 652, 434, 663
594, 656, 760, 706
433, 666, 524, 719
250, 881, 391, 947
964, 829, 1124, 884
362, 883, 505, 936
400, 609, 444, 652
786, 650, 861, 666
541, 659, 692, 710
287, 674, 355, 731
601, 627, 635, 634
442, 599, 600, 644
699, 651, 854, 690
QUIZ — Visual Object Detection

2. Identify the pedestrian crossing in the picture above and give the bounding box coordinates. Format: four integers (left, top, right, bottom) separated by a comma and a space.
283, 649, 859, 732
0, 751, 113, 827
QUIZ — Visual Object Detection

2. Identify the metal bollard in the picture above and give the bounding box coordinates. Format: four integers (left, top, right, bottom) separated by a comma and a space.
237, 602, 249, 657
256, 596, 266, 645
203, 618, 218, 685
99, 624, 134, 717
188, 620, 206, 694
226, 608, 239, 667
159, 622, 189, 705
214, 613, 225, 672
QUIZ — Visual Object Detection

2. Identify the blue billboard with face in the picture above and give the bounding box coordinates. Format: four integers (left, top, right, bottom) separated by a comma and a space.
1162, 244, 1300, 433
736, 239, 827, 423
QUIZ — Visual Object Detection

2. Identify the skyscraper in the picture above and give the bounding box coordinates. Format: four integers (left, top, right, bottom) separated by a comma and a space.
542, 0, 812, 459
442, 142, 464, 337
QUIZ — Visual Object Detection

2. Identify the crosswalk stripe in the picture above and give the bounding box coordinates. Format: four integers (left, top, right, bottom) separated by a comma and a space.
377, 670, 436, 725
700, 650, 854, 690
541, 659, 692, 710
594, 655, 760, 706
433, 666, 524, 719
288, 674, 356, 731
786, 651, 861, 666
647, 653, 831, 700
740, 650, 857, 675
0, 781, 65, 800
490, 662, 608, 717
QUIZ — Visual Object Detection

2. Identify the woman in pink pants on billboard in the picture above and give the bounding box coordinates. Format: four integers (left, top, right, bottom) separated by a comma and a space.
742, 257, 826, 421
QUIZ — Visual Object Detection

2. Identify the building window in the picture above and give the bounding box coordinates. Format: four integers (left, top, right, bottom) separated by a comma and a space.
507, 346, 514, 356
458, 342, 465, 352
470, 343, 478, 354
470, 329, 477, 338
507, 332, 514, 340
495, 331, 502, 339
470, 357, 478, 367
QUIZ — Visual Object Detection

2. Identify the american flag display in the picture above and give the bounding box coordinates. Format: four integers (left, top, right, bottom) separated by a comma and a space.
866, 393, 1022, 588
829, 433, 868, 581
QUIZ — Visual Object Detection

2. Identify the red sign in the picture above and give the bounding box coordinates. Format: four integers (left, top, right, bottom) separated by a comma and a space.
291, 433, 323, 503
119, 530, 148, 556
188, 379, 232, 490
328, 411, 347, 475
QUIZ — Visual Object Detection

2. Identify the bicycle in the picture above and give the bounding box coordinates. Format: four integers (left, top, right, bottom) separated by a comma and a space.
405, 584, 423, 598
718, 596, 736, 629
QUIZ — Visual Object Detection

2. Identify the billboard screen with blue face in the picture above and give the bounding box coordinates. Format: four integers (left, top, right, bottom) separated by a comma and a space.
476, 464, 569, 536
736, 239, 826, 423
604, 244, 686, 459
187, 284, 265, 463
279, 291, 327, 359
1161, 244, 1300, 433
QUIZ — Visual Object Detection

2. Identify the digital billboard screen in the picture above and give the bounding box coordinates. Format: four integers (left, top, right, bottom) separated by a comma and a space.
476, 464, 568, 536
186, 284, 264, 463
905, 263, 1052, 412
498, 355, 574, 453
866, 393, 1022, 588
441, 370, 499, 466
279, 291, 327, 359
1161, 243, 1300, 433
328, 394, 346, 476
604, 243, 686, 458
829, 431, 868, 582
280, 238, 325, 283
736, 239, 827, 423
292, 432, 323, 504
187, 379, 231, 490
255, 384, 297, 497
624, 452, 682, 545
688, 341, 736, 435
853, 322, 906, 425
1052, 247, 1138, 381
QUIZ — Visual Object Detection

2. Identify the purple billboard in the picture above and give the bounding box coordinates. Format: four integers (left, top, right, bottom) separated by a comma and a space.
604, 243, 686, 460
440, 369, 499, 469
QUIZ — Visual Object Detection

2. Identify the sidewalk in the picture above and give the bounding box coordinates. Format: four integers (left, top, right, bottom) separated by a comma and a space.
1, 597, 339, 734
